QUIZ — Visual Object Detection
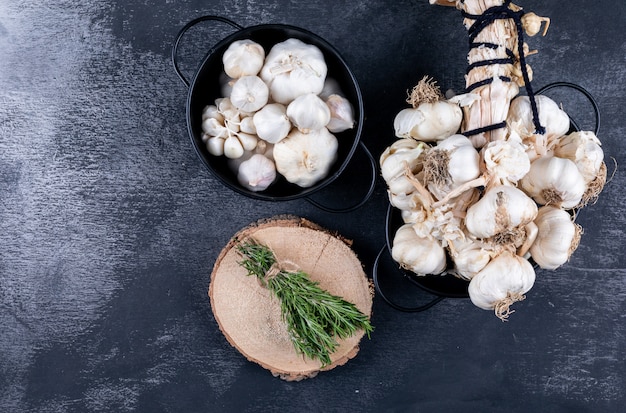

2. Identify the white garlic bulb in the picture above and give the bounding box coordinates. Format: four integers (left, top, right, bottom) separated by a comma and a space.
222, 39, 265, 78
273, 127, 338, 187
391, 223, 447, 276
520, 155, 586, 209
424, 134, 480, 200
448, 235, 492, 281
237, 154, 277, 192
530, 206, 580, 270
325, 94, 355, 133
507, 95, 570, 141
286, 93, 331, 133
553, 131, 604, 184
481, 134, 531, 184
468, 251, 536, 320
465, 185, 538, 239
230, 75, 269, 113
393, 100, 462, 142
253, 103, 291, 144
260, 38, 327, 104
380, 138, 427, 196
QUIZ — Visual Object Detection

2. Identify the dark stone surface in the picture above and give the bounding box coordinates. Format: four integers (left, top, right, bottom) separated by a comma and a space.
1, 1, 624, 412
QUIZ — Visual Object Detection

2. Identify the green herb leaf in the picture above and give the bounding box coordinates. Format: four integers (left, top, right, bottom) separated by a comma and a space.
236, 240, 373, 367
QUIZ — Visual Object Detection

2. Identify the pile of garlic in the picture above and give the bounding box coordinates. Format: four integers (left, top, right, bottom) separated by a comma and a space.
201, 38, 355, 192
380, 77, 606, 320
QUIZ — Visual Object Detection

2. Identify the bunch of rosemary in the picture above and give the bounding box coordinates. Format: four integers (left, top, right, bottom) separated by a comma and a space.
236, 240, 373, 367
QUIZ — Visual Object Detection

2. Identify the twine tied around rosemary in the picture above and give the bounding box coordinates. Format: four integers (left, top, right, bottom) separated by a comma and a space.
236, 238, 373, 367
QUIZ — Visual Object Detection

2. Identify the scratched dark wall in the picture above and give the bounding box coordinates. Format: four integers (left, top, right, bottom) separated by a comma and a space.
0, 1, 624, 412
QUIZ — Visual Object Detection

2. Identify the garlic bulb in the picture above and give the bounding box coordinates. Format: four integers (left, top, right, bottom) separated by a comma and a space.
423, 134, 481, 200
260, 38, 327, 104
391, 223, 447, 276
273, 128, 338, 187
465, 185, 538, 240
481, 134, 530, 185
520, 155, 586, 209
553, 131, 604, 184
237, 153, 277, 192
380, 138, 427, 196
530, 205, 581, 270
448, 235, 492, 281
325, 94, 355, 133
468, 251, 536, 320
252, 103, 291, 144
393, 100, 462, 142
222, 39, 265, 78
202, 97, 258, 159
286, 93, 331, 133
507, 95, 570, 142
230, 75, 269, 113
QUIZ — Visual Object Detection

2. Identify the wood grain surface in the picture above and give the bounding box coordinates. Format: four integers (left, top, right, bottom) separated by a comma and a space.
1, 1, 624, 412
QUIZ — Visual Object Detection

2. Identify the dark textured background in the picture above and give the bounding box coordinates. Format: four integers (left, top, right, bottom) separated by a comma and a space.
1, 1, 624, 412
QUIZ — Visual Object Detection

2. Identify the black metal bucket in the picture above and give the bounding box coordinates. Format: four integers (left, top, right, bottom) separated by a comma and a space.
172, 16, 375, 213
373, 82, 600, 312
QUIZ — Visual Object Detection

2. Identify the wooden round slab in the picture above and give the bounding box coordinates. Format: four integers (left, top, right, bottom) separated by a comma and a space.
209, 215, 373, 381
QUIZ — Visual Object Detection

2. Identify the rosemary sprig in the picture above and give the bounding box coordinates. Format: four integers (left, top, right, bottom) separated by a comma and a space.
236, 240, 373, 367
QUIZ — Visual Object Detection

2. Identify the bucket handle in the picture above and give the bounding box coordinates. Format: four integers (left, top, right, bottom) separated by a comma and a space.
536, 81, 601, 135
304, 141, 377, 214
172, 15, 243, 88
372, 244, 446, 312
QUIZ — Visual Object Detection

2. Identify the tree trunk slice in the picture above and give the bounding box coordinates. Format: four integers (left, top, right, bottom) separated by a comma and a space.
209, 215, 374, 381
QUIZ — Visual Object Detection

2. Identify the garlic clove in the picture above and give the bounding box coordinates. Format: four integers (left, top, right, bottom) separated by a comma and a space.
253, 103, 291, 144
239, 116, 257, 135
223, 135, 245, 159
391, 223, 447, 276
202, 104, 223, 123
325, 94, 355, 133
202, 117, 228, 138
273, 127, 338, 187
286, 93, 331, 133
230, 75, 269, 113
530, 205, 581, 270
520, 155, 586, 209
236, 132, 258, 152
206, 136, 225, 156
237, 154, 277, 192
222, 39, 266, 78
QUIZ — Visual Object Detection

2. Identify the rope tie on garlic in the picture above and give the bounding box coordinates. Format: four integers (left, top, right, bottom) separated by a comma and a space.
460, 0, 546, 138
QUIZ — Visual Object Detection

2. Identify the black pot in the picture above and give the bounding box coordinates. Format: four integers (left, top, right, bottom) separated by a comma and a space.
172, 16, 375, 212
